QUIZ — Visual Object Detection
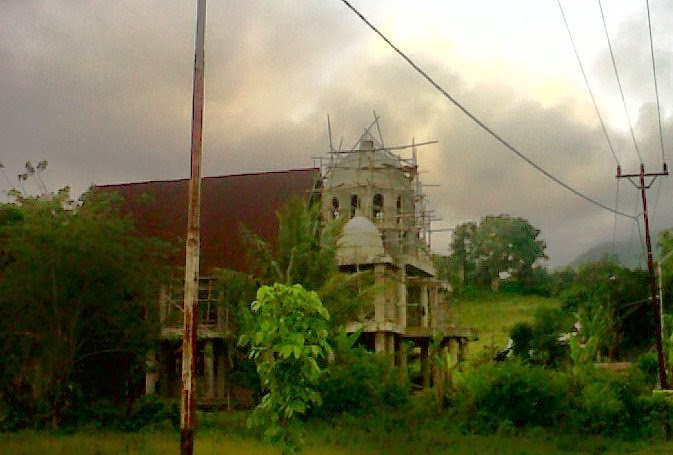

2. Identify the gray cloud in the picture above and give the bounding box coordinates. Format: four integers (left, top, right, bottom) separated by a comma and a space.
1, 1, 672, 267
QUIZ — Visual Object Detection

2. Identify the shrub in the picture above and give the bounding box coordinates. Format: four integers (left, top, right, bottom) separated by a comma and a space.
570, 368, 667, 438
315, 341, 408, 418
454, 361, 569, 432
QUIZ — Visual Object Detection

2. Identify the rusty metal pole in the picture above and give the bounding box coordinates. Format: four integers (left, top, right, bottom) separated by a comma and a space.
180, 1, 206, 454
617, 163, 668, 390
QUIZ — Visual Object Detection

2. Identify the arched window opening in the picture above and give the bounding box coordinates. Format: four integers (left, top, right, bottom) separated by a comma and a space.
331, 197, 340, 219
373, 193, 384, 222
350, 194, 359, 218
396, 196, 402, 225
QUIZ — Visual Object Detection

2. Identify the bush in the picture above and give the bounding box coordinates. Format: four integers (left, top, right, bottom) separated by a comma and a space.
637, 351, 659, 387
454, 361, 570, 432
56, 395, 178, 432
314, 340, 408, 418
452, 359, 672, 439
570, 368, 667, 438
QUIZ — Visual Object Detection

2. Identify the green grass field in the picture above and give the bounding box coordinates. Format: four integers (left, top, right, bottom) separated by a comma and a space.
449, 292, 561, 357
3, 425, 673, 454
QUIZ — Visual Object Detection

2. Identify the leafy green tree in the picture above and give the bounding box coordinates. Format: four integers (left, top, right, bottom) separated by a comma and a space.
243, 197, 369, 330
0, 188, 168, 428
470, 215, 547, 289
448, 221, 477, 288
446, 215, 546, 291
240, 284, 331, 454
559, 258, 649, 360
509, 307, 569, 367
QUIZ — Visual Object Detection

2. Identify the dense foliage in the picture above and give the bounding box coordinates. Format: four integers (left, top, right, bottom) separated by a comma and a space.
0, 188, 169, 429
442, 215, 547, 293
509, 306, 570, 367
452, 360, 669, 438
241, 284, 331, 454
243, 197, 370, 331
557, 257, 650, 360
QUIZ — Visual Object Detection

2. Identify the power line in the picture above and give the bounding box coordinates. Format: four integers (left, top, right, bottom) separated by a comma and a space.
598, 0, 643, 164
557, 0, 619, 166
339, 0, 635, 220
645, 0, 666, 164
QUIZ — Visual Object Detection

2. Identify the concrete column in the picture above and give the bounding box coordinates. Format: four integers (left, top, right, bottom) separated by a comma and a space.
145, 349, 158, 395
216, 342, 226, 399
375, 332, 386, 355
458, 339, 468, 362
204, 340, 215, 399
420, 284, 429, 328
398, 267, 407, 330
420, 342, 431, 388
430, 285, 439, 329
448, 338, 460, 367
375, 264, 385, 325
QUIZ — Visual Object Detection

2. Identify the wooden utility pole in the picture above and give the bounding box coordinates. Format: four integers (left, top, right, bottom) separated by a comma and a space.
617, 163, 668, 389
180, 1, 206, 454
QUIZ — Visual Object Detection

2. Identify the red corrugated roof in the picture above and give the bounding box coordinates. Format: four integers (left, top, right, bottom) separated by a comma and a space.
96, 168, 320, 274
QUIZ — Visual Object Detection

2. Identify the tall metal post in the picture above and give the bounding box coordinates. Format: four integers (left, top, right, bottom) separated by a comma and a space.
616, 163, 668, 389
180, 1, 206, 454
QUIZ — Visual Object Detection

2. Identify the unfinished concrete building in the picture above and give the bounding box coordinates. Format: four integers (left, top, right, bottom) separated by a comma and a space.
99, 120, 476, 404
317, 126, 476, 386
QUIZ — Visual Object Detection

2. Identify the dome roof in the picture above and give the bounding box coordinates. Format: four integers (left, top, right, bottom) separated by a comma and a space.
337, 216, 385, 264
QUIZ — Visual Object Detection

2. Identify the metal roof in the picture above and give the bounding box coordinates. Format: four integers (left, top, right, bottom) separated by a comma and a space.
96, 168, 320, 274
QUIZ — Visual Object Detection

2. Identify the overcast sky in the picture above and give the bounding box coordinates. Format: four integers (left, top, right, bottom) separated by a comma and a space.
2, 0, 673, 266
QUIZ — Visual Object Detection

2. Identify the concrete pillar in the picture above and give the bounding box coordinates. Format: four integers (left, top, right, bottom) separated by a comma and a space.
420, 342, 431, 388
458, 339, 468, 362
448, 338, 460, 367
216, 342, 226, 399
204, 340, 215, 399
398, 267, 407, 330
159, 285, 168, 325
420, 284, 429, 328
430, 285, 439, 329
375, 332, 386, 355
375, 264, 385, 324
145, 349, 158, 395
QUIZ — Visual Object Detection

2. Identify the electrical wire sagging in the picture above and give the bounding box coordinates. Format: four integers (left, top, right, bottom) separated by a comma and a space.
338, 0, 635, 220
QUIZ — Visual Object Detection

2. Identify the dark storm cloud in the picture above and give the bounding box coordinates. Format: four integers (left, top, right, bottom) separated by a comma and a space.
1, 1, 672, 266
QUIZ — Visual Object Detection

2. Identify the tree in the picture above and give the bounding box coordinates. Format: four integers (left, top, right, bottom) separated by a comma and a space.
559, 257, 649, 361
450, 221, 477, 287
0, 188, 169, 428
240, 284, 331, 454
243, 197, 369, 330
471, 215, 547, 289
446, 215, 546, 291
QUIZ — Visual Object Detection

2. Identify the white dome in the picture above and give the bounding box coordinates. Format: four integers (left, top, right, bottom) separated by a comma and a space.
337, 216, 385, 264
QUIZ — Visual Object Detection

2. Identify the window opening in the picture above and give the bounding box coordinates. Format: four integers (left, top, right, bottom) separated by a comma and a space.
331, 197, 340, 219
373, 193, 384, 221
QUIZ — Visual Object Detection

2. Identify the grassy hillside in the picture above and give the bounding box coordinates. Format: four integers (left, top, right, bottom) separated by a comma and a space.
449, 292, 562, 357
